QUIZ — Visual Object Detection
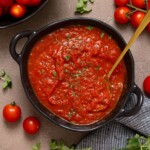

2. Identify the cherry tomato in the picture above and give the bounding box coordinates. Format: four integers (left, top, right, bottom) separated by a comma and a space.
114, 0, 129, 6
0, 7, 2, 17
148, 0, 150, 9
0, 0, 13, 7
148, 23, 150, 32
131, 11, 145, 28
143, 75, 150, 94
3, 102, 21, 122
28, 0, 41, 6
131, 0, 145, 8
10, 3, 26, 18
114, 6, 130, 24
23, 116, 40, 134
16, 0, 30, 6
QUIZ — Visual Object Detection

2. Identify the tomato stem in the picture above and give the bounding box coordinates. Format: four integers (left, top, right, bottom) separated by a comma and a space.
126, 4, 147, 13
10, 101, 16, 106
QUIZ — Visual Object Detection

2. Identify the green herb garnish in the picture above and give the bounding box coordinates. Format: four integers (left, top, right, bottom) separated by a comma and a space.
65, 55, 71, 61
95, 66, 101, 70
41, 69, 45, 74
68, 108, 76, 118
32, 143, 41, 150
66, 34, 71, 40
0, 69, 12, 89
53, 71, 57, 77
75, 0, 92, 14
86, 26, 94, 30
101, 32, 105, 38
32, 139, 91, 150
119, 134, 150, 150
89, 0, 94, 3
50, 139, 75, 150
49, 139, 91, 150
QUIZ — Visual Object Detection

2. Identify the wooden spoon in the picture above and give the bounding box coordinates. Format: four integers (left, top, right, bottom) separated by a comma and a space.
107, 10, 150, 79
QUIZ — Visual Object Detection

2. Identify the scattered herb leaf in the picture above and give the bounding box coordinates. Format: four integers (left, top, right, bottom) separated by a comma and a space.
1, 69, 6, 77
119, 134, 150, 150
0, 69, 12, 89
32, 142, 41, 150
75, 0, 92, 14
49, 139, 91, 150
86, 26, 94, 30
89, 0, 94, 3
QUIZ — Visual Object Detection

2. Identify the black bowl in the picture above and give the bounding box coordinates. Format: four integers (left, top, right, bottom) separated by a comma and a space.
0, 0, 49, 29
9, 18, 144, 131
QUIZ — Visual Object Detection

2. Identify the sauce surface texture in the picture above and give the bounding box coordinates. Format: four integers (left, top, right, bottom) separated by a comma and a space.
28, 25, 127, 125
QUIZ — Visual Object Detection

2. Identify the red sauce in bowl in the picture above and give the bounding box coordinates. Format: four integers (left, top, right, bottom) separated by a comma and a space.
28, 25, 127, 125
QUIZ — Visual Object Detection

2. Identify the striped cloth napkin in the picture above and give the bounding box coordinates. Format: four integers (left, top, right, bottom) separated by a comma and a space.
77, 96, 150, 150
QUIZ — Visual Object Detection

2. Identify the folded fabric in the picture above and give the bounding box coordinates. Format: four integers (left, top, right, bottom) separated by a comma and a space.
77, 96, 150, 149
77, 121, 135, 150
116, 96, 150, 136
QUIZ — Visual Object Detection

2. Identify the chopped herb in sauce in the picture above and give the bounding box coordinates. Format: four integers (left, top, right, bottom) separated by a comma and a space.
65, 55, 71, 61
41, 69, 45, 74
52, 71, 57, 77
68, 108, 76, 118
86, 26, 94, 30
95, 66, 101, 70
64, 69, 68, 73
66, 34, 71, 40
69, 84, 74, 89
101, 32, 105, 38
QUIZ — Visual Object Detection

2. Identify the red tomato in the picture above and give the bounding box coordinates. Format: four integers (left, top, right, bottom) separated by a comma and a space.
131, 0, 145, 8
114, 6, 130, 24
0, 7, 2, 17
3, 6, 10, 15
131, 11, 145, 28
143, 75, 150, 94
114, 0, 129, 6
28, 0, 41, 6
148, 23, 150, 32
10, 3, 26, 18
0, 0, 13, 7
23, 116, 40, 134
148, 0, 150, 9
3, 102, 21, 122
16, 0, 30, 6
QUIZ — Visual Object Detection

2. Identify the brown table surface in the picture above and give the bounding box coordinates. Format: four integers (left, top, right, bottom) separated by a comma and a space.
0, 1, 150, 150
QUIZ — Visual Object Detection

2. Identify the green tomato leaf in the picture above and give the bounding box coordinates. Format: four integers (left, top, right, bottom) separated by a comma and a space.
2, 81, 8, 89
1, 69, 6, 77
32, 143, 41, 150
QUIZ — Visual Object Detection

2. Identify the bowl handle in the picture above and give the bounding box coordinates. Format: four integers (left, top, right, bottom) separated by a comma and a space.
9, 30, 33, 64
118, 84, 143, 117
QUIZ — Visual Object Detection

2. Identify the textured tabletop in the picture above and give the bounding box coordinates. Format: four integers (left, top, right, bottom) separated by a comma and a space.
0, 1, 150, 150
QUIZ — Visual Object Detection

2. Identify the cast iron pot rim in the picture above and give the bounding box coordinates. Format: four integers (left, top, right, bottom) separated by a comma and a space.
19, 17, 135, 131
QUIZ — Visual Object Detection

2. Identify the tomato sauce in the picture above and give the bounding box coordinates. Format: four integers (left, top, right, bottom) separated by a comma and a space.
28, 25, 127, 125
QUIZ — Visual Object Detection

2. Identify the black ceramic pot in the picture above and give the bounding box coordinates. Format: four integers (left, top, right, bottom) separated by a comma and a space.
9, 18, 143, 132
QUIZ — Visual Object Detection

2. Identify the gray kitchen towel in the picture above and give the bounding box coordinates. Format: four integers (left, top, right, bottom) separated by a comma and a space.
77, 96, 150, 149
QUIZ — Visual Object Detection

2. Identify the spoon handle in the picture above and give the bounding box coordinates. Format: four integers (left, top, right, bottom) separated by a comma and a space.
107, 10, 150, 78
